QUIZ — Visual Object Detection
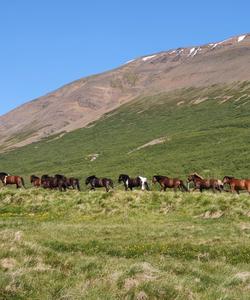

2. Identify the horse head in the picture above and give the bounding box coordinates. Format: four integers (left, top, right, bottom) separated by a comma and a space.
188, 173, 203, 182
152, 175, 164, 183
118, 174, 129, 183
222, 176, 234, 184
30, 175, 39, 183
85, 175, 96, 185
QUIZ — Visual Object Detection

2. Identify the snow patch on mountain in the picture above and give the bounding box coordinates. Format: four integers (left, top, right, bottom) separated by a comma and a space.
142, 55, 157, 61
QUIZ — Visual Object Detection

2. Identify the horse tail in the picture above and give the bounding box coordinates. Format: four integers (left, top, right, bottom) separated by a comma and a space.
21, 177, 26, 188
145, 181, 150, 191
109, 179, 114, 189
76, 180, 81, 191
180, 180, 188, 192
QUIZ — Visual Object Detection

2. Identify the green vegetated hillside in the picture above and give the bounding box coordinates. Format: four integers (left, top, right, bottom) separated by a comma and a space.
0, 82, 249, 186
1, 189, 250, 299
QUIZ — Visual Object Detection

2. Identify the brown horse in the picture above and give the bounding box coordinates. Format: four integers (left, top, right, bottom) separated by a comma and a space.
66, 177, 80, 191
187, 173, 223, 193
223, 176, 250, 194
3, 175, 26, 189
152, 175, 188, 192
85, 175, 114, 192
30, 175, 41, 187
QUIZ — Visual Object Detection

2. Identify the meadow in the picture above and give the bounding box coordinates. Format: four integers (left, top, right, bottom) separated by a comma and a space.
0, 82, 250, 299
0, 188, 250, 299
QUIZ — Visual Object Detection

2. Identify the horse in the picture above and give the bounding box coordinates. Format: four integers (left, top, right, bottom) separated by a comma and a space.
85, 175, 114, 192
41, 174, 67, 191
187, 173, 223, 192
118, 174, 149, 191
2, 175, 26, 189
41, 174, 50, 185
222, 176, 250, 194
0, 172, 9, 184
152, 175, 188, 192
66, 177, 80, 191
30, 175, 41, 187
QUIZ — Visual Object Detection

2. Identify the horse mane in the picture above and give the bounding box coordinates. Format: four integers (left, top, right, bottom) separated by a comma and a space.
191, 173, 204, 180
119, 174, 129, 178
153, 175, 168, 180
87, 175, 96, 180
119, 174, 130, 181
224, 176, 235, 180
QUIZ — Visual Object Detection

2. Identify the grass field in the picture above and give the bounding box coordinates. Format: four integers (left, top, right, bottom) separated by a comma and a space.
0, 82, 250, 299
1, 188, 250, 299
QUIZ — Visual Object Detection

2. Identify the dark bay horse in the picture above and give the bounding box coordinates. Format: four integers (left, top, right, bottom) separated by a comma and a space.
118, 174, 149, 191
152, 175, 188, 192
30, 175, 41, 187
187, 173, 223, 192
85, 175, 113, 192
41, 174, 67, 191
55, 174, 81, 191
223, 176, 250, 194
65, 177, 80, 191
3, 175, 25, 189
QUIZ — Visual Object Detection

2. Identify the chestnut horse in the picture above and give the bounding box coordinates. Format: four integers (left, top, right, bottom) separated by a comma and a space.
152, 175, 188, 192
3, 175, 25, 189
30, 175, 41, 187
223, 176, 250, 194
187, 173, 223, 192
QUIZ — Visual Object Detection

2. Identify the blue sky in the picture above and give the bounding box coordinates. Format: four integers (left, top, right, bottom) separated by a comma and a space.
0, 0, 249, 115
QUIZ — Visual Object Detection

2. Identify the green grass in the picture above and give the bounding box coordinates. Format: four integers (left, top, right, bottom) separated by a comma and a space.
0, 82, 249, 185
0, 82, 250, 298
0, 189, 250, 299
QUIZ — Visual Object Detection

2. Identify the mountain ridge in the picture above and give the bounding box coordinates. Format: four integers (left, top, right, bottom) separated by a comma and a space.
0, 32, 249, 151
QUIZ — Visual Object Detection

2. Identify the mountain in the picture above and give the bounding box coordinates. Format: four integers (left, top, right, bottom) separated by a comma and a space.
0, 80, 249, 181
0, 33, 250, 151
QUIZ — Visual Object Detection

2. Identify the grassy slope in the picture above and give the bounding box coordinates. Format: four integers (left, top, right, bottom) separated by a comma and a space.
0, 82, 249, 187
1, 189, 250, 299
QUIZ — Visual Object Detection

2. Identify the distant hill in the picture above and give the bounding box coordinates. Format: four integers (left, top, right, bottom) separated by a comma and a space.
0, 82, 249, 181
0, 33, 250, 151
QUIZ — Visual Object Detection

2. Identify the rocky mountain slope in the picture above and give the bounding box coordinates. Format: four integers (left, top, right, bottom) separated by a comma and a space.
0, 33, 249, 150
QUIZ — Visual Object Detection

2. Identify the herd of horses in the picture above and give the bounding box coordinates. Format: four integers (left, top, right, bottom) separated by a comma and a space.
0, 172, 250, 194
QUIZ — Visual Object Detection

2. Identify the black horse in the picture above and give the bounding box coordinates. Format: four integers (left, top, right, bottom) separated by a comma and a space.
118, 174, 149, 191
85, 175, 113, 192
0, 172, 9, 184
